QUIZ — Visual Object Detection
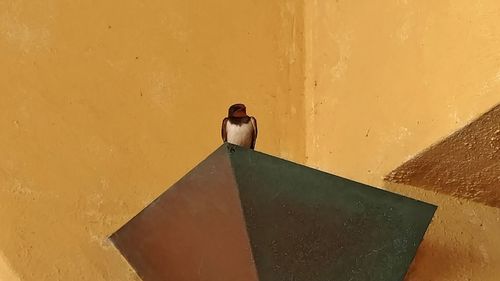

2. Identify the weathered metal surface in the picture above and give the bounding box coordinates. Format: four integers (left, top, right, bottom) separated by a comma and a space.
111, 143, 436, 281
110, 145, 259, 281
230, 147, 437, 281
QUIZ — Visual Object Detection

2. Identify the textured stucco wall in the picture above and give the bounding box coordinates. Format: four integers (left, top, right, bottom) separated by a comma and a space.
2, 0, 500, 280
304, 1, 500, 280
0, 0, 304, 280
0, 252, 20, 281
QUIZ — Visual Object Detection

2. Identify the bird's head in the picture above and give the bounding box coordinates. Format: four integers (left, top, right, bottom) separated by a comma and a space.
228, 103, 247, 118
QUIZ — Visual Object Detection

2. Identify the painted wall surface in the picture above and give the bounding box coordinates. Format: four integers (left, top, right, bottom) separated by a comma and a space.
2, 0, 500, 280
0, 0, 304, 280
0, 252, 20, 281
305, 1, 500, 280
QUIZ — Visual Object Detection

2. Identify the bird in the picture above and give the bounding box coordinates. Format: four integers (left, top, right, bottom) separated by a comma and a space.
221, 104, 258, 149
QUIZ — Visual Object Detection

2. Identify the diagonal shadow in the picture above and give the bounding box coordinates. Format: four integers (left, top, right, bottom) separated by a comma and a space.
385, 103, 500, 208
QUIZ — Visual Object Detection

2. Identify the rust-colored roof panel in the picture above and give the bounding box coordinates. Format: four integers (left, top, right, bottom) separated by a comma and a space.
110, 145, 258, 281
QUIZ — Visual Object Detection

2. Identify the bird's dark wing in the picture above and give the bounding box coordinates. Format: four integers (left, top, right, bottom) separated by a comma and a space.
250, 116, 257, 149
221, 118, 228, 142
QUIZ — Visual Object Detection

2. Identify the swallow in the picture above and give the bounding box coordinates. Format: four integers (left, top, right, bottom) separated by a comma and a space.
221, 104, 258, 149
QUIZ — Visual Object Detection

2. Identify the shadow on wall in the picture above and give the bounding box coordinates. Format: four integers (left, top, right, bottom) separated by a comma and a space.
383, 182, 499, 281
404, 235, 478, 281
385, 103, 500, 208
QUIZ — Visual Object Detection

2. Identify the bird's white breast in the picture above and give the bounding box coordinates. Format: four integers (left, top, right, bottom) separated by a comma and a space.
226, 121, 254, 148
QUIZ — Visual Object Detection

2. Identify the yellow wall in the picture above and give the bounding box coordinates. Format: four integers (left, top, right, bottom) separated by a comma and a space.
0, 0, 304, 280
0, 253, 20, 281
2, 0, 500, 280
305, 1, 500, 280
